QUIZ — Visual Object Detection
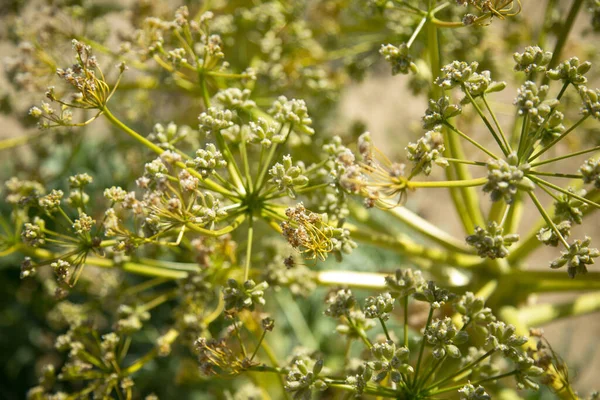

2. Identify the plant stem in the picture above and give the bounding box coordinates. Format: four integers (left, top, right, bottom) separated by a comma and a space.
385, 206, 475, 253
250, 330, 267, 361
428, 370, 517, 395
407, 177, 488, 189
463, 90, 508, 156
316, 270, 387, 290
443, 121, 499, 159
427, 5, 482, 233
276, 291, 319, 349
243, 216, 254, 281
379, 318, 392, 341
531, 175, 600, 209
546, 0, 585, 71
412, 307, 434, 387
529, 115, 589, 162
527, 191, 570, 248
509, 291, 600, 326
530, 145, 600, 167
429, 349, 495, 389
403, 296, 409, 348
482, 94, 512, 153
347, 225, 482, 268
101, 106, 236, 199
407, 17, 428, 48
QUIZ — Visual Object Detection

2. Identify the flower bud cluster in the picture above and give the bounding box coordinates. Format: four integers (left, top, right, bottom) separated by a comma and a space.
424, 317, 469, 358
513, 46, 552, 75
406, 129, 448, 176
379, 43, 417, 75
514, 81, 558, 127
458, 384, 491, 400
269, 155, 309, 198
368, 340, 413, 382
537, 221, 572, 247
554, 188, 588, 224
324, 288, 356, 318
223, 279, 269, 311
385, 268, 425, 298
186, 143, 227, 177
422, 96, 462, 129
580, 157, 600, 188
546, 57, 592, 85
483, 153, 533, 204
284, 358, 328, 398
4, 177, 45, 205
269, 96, 314, 135
455, 292, 496, 328
466, 222, 520, 259
579, 86, 600, 120
364, 293, 395, 321
413, 281, 455, 309
115, 304, 150, 334
22, 220, 45, 247
550, 237, 599, 278
248, 117, 284, 147
436, 61, 479, 90
214, 88, 256, 111
148, 122, 192, 150
198, 107, 235, 135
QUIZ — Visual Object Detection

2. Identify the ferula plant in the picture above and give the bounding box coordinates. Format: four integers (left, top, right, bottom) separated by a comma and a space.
2, 0, 600, 399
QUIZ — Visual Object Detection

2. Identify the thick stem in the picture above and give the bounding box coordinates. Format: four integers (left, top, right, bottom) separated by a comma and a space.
347, 225, 482, 268
385, 206, 474, 253
546, 0, 585, 71
509, 291, 600, 326
243, 216, 254, 281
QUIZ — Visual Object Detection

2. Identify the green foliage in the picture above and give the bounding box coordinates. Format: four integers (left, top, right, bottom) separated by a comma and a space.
1, 0, 600, 399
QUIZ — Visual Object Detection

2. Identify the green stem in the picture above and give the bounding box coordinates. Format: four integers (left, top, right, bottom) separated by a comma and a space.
530, 145, 600, 167
316, 270, 387, 290
407, 17, 428, 48
531, 175, 600, 209
346, 313, 372, 349
463, 90, 508, 156
482, 94, 511, 153
243, 216, 254, 281
385, 206, 475, 253
507, 270, 600, 293
429, 348, 495, 389
379, 317, 392, 341
511, 291, 600, 326
347, 225, 482, 268
443, 121, 499, 159
427, 6, 480, 234
403, 296, 409, 348
407, 177, 488, 189
276, 290, 319, 349
429, 370, 517, 395
249, 330, 267, 361
101, 106, 236, 199
417, 356, 445, 390
412, 307, 434, 387
546, 0, 585, 71
185, 213, 247, 237
529, 115, 589, 162
527, 191, 570, 248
